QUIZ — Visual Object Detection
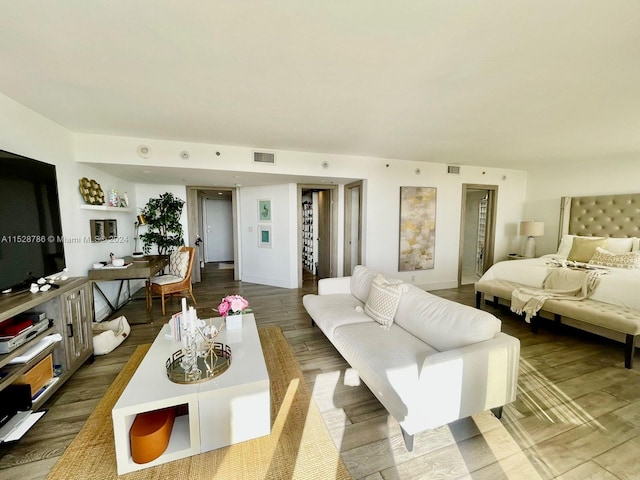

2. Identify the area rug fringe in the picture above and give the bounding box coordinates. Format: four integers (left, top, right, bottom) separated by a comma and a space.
47, 327, 351, 480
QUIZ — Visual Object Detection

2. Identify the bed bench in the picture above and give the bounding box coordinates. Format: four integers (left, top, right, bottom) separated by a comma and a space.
475, 279, 640, 369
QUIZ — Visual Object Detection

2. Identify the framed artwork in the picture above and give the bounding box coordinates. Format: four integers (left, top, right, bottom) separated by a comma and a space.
258, 225, 272, 248
398, 186, 437, 271
105, 219, 118, 239
90, 220, 105, 242
258, 199, 272, 222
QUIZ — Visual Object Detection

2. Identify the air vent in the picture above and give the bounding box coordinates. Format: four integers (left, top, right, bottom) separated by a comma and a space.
447, 165, 460, 174
253, 151, 276, 164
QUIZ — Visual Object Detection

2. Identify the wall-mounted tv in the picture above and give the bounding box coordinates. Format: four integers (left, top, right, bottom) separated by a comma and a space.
0, 149, 66, 293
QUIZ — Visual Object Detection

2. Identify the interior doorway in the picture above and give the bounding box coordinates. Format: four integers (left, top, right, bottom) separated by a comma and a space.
297, 184, 338, 287
459, 184, 498, 286
343, 180, 363, 275
203, 196, 233, 263
186, 187, 238, 283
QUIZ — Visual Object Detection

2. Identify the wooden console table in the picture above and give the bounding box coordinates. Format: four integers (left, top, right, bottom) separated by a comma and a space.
88, 255, 168, 315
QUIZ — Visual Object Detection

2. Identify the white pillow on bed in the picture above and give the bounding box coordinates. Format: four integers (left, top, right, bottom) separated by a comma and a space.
556, 235, 633, 257
606, 237, 634, 254
556, 235, 576, 257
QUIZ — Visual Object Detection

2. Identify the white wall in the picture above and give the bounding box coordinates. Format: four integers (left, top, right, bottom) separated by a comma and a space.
524, 159, 640, 257
0, 94, 136, 274
239, 184, 298, 288
75, 132, 529, 290
0, 94, 143, 319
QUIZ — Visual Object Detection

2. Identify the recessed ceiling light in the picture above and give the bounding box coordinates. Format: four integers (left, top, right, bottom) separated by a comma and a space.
137, 145, 152, 158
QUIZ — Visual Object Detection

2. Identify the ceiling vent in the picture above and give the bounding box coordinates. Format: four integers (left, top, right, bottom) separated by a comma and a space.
447, 165, 460, 174
253, 151, 276, 165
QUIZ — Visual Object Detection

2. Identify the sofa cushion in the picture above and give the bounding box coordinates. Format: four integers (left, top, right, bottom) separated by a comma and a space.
350, 265, 379, 302
364, 274, 406, 329
350, 265, 402, 303
332, 321, 439, 423
395, 284, 501, 351
302, 293, 370, 340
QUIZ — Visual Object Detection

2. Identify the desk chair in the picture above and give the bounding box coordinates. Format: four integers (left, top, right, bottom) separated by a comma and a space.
146, 246, 197, 315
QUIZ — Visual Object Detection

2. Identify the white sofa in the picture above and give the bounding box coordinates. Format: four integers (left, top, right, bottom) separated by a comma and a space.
302, 266, 520, 450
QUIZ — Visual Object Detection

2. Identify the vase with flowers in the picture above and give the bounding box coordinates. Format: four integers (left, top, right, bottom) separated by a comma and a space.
217, 295, 251, 329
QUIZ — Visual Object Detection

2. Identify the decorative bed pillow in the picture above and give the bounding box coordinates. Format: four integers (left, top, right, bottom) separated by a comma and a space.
364, 274, 406, 330
567, 237, 607, 262
589, 247, 640, 269
556, 234, 576, 257
605, 237, 634, 254
169, 249, 189, 278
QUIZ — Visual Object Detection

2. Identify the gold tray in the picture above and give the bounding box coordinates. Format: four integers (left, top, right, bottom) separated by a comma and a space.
166, 343, 232, 384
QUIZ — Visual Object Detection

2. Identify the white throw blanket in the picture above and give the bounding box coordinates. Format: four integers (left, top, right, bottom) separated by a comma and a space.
511, 268, 604, 322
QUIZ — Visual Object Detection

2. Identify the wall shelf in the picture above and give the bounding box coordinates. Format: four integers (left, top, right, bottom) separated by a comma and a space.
80, 205, 131, 212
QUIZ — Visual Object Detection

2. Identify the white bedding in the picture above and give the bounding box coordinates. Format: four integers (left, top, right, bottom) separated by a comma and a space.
477, 254, 640, 312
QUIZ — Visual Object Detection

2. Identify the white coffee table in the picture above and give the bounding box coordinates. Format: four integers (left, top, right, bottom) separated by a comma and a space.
112, 313, 270, 474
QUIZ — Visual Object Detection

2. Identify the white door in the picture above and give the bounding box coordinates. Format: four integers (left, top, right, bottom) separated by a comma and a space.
204, 198, 233, 262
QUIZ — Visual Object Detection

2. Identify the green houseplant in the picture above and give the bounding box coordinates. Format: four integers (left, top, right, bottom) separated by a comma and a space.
139, 192, 185, 255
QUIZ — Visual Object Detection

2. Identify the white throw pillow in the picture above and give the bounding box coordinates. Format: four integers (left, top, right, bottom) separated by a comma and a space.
350, 265, 378, 302
169, 250, 189, 278
605, 237, 634, 254
556, 235, 576, 257
589, 247, 640, 269
364, 274, 406, 330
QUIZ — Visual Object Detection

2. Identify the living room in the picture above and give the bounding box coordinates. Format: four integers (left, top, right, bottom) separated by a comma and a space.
1, 2, 640, 479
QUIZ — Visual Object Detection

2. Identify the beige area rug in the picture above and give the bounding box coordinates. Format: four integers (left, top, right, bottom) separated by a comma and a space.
48, 327, 352, 480
217, 263, 234, 270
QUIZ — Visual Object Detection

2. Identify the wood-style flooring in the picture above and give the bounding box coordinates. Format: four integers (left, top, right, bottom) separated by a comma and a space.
1, 264, 639, 479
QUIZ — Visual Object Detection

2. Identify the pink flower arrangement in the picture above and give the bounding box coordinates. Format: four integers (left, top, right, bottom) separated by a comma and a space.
217, 295, 250, 317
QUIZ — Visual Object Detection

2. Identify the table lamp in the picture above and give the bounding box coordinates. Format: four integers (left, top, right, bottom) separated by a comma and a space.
520, 221, 544, 258
133, 214, 146, 257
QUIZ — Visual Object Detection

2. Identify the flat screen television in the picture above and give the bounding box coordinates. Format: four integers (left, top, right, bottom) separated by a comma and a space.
0, 149, 66, 293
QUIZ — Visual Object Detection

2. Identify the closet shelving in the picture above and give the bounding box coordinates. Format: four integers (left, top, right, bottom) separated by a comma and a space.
302, 201, 314, 273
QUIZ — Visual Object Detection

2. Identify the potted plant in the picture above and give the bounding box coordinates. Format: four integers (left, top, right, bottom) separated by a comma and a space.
139, 192, 185, 255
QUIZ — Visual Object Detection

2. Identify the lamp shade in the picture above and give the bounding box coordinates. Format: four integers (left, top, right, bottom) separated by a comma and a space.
520, 221, 544, 237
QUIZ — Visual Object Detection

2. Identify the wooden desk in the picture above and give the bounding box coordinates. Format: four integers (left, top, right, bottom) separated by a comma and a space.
88, 255, 168, 315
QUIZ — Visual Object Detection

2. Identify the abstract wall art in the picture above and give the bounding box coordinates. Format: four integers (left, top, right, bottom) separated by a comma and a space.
398, 186, 437, 271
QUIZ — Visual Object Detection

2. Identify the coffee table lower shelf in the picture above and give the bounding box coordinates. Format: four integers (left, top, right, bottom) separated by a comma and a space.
112, 313, 270, 474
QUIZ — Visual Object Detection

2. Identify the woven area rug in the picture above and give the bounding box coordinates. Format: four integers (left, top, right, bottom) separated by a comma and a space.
48, 327, 352, 480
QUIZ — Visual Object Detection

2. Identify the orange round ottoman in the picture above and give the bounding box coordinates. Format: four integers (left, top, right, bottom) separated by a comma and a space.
130, 407, 177, 464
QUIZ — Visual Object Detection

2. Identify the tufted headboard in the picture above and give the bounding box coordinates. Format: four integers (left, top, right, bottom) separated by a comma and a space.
559, 193, 640, 243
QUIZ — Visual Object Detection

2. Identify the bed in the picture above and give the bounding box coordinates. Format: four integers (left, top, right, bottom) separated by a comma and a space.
475, 193, 640, 368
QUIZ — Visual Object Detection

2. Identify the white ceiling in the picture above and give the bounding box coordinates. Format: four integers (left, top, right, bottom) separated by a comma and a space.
1, 1, 639, 172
